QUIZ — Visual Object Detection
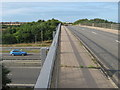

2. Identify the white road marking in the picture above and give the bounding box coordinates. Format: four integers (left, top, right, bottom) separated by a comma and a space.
108, 77, 118, 88
115, 40, 120, 43
7, 84, 35, 87
3, 61, 41, 63
8, 67, 41, 69
8, 73, 12, 76
92, 31, 97, 34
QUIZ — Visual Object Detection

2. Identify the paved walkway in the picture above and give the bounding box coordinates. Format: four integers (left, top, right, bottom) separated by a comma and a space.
58, 26, 116, 88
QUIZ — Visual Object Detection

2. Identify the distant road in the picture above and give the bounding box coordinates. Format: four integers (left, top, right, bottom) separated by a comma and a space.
2, 53, 41, 60
2, 47, 47, 60
66, 26, 119, 73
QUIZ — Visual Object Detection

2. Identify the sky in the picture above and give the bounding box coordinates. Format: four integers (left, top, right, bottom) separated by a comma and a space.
1, 0, 120, 2
1, 2, 118, 22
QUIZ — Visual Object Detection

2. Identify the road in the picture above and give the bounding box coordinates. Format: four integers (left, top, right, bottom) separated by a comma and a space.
2, 47, 42, 87
58, 26, 116, 88
8, 67, 41, 85
2, 47, 50, 60
3, 60, 41, 67
2, 53, 41, 60
66, 26, 119, 76
3, 60, 41, 87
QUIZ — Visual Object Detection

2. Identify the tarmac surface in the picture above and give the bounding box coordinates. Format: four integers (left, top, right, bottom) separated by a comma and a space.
2, 53, 41, 60
3, 60, 41, 87
58, 26, 116, 88
66, 25, 119, 86
2, 47, 42, 87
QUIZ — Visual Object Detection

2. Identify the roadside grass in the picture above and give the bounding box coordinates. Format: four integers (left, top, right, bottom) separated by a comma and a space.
2, 40, 52, 47
61, 64, 100, 69
2, 40, 51, 53
87, 65, 96, 68
80, 65, 84, 68
23, 50, 40, 53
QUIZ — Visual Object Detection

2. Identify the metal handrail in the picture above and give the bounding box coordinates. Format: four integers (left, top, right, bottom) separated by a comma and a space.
34, 23, 61, 89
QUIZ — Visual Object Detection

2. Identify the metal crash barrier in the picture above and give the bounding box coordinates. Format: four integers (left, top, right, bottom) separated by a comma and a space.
34, 23, 61, 90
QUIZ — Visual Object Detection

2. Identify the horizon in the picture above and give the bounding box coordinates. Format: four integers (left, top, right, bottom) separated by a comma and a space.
0, 18, 117, 23
2, 2, 118, 23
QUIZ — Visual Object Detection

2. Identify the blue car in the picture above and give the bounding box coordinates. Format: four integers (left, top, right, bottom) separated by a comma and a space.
10, 49, 27, 56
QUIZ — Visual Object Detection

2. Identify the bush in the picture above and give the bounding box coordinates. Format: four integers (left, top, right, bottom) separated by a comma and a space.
2, 65, 11, 89
2, 19, 61, 44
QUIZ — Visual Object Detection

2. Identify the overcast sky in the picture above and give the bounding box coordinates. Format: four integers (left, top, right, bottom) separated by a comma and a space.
2, 2, 118, 22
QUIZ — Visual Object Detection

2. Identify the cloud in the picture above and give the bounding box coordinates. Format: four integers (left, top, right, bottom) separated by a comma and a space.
2, 2, 118, 22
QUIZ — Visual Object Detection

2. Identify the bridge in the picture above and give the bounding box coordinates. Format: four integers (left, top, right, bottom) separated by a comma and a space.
34, 23, 119, 89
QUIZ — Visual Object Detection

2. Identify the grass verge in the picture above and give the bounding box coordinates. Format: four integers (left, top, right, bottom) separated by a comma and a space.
2, 40, 52, 47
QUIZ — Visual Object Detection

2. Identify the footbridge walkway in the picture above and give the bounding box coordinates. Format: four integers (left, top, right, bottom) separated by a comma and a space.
34, 24, 118, 90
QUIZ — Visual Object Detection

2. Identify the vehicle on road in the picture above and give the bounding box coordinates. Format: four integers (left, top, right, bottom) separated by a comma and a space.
10, 49, 27, 56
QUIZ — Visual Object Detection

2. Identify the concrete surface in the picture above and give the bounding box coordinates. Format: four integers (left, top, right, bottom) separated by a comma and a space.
58, 26, 116, 88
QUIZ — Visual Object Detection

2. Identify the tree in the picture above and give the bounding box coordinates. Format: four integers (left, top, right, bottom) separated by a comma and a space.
37, 20, 45, 23
2, 65, 11, 90
2, 34, 17, 44
2, 19, 61, 44
73, 18, 116, 25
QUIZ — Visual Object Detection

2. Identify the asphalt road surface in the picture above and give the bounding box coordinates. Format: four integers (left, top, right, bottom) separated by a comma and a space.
4, 60, 41, 87
8, 67, 41, 85
2, 47, 50, 60
3, 60, 41, 67
58, 26, 116, 88
2, 47, 44, 87
66, 26, 119, 75
2, 53, 41, 60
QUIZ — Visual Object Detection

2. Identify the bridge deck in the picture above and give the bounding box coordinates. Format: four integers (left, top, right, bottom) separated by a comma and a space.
58, 26, 116, 88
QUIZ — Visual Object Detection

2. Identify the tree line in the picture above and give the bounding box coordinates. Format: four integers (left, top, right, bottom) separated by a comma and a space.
2, 19, 61, 44
73, 18, 117, 25
2, 18, 118, 44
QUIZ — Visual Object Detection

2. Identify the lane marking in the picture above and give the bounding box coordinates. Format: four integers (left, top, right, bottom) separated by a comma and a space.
14, 62, 41, 64
92, 31, 97, 34
8, 67, 41, 69
108, 77, 118, 88
8, 73, 12, 76
7, 84, 35, 87
115, 40, 120, 43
